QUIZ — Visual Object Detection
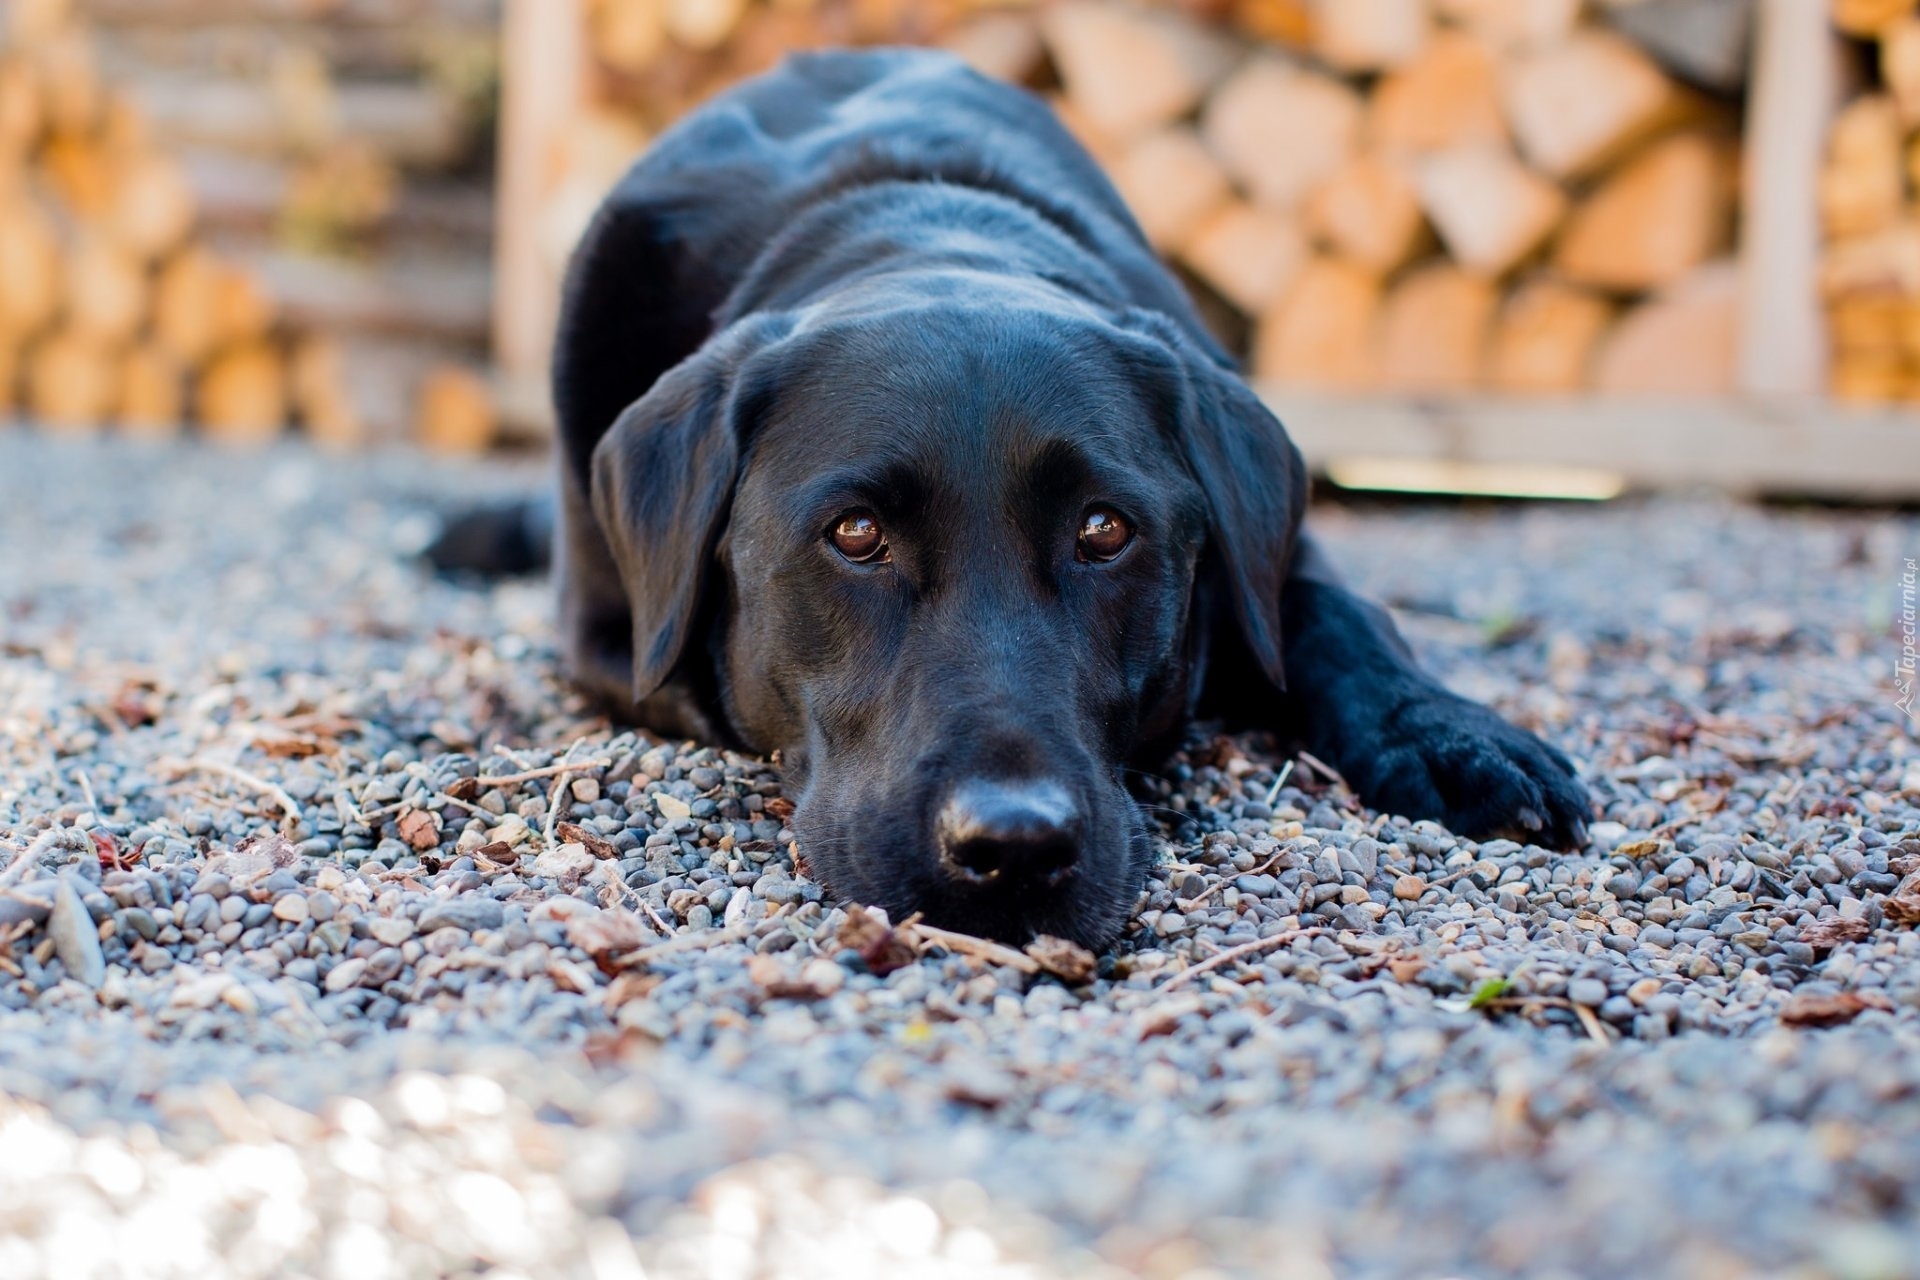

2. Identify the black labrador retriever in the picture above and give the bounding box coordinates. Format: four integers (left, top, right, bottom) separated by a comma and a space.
447, 48, 1588, 947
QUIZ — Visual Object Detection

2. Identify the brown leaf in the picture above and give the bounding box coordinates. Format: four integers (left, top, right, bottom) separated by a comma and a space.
474, 840, 517, 867
1025, 934, 1096, 983
764, 795, 795, 823
396, 809, 441, 852
1780, 990, 1894, 1028
566, 906, 652, 965
836, 905, 917, 976
445, 777, 481, 802
1798, 916, 1871, 952
557, 821, 619, 860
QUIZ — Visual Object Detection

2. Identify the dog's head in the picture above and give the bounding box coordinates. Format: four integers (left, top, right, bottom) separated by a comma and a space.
590, 296, 1305, 946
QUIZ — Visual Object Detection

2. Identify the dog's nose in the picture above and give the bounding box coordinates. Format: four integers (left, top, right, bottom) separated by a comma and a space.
936, 778, 1081, 885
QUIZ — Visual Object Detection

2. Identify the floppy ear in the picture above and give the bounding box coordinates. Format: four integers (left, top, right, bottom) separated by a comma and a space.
1124, 315, 1308, 691
589, 315, 793, 702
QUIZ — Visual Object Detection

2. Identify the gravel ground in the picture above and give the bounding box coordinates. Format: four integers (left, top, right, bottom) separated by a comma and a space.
2, 432, 1919, 1280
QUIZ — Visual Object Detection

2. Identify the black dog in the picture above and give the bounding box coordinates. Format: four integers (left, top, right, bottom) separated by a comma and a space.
447, 49, 1588, 947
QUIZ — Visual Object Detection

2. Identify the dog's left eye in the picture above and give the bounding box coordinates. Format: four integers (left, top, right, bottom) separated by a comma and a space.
829, 510, 889, 563
1077, 506, 1134, 563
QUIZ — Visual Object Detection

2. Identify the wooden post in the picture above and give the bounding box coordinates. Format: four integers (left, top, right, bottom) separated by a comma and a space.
492, 0, 585, 438
1737, 0, 1839, 398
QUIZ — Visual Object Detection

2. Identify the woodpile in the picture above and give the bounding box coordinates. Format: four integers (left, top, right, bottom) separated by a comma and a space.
0, 0, 501, 448
515, 0, 1751, 403
1819, 1, 1920, 402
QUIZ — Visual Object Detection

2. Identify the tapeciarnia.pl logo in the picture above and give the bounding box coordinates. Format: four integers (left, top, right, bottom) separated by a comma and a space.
1899, 557, 1918, 724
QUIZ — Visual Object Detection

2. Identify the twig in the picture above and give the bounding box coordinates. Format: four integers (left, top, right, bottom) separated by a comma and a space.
1158, 926, 1323, 992
612, 926, 747, 970
909, 921, 1040, 974
1294, 751, 1350, 792
73, 769, 99, 816
1263, 759, 1295, 808
471, 758, 612, 788
157, 758, 303, 823
1478, 994, 1614, 1046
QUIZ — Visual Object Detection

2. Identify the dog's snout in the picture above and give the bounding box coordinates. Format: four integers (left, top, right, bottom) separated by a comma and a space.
937, 778, 1081, 885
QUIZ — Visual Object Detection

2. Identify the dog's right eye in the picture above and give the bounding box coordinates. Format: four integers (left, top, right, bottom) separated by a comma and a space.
829, 511, 889, 563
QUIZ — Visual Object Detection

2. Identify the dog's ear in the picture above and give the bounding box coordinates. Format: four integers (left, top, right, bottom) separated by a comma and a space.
1122, 314, 1307, 691
589, 314, 793, 702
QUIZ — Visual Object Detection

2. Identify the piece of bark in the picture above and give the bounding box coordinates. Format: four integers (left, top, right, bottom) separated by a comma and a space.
1415, 143, 1567, 275
291, 335, 365, 449
1251, 256, 1381, 389
25, 328, 117, 430
1504, 30, 1685, 179
1432, 0, 1583, 49
117, 344, 186, 438
199, 342, 288, 444
1822, 94, 1905, 239
1490, 279, 1614, 393
1111, 126, 1233, 250
1592, 260, 1740, 395
0, 196, 62, 337
1203, 59, 1362, 210
1375, 262, 1499, 392
416, 363, 496, 453
1041, 2, 1239, 141
1832, 0, 1917, 37
1554, 130, 1734, 292
1178, 201, 1308, 314
1309, 0, 1431, 72
1371, 30, 1507, 155
65, 237, 148, 346
1603, 0, 1753, 93
1305, 153, 1427, 272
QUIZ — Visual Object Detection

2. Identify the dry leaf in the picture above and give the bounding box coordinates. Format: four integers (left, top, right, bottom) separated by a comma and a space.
557, 821, 619, 860
836, 904, 917, 976
1025, 934, 1097, 983
1780, 990, 1893, 1028
764, 795, 795, 822
1799, 916, 1872, 952
397, 809, 441, 851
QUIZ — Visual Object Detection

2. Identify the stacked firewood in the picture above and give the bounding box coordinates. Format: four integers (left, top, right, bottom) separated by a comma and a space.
0, 0, 503, 448
1821, 0, 1920, 402
564, 0, 1750, 398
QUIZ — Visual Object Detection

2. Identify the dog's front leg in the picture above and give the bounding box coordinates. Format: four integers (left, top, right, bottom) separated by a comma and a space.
1278, 534, 1589, 846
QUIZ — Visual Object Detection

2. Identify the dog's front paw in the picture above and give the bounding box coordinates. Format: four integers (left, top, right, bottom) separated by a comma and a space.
1352, 695, 1590, 848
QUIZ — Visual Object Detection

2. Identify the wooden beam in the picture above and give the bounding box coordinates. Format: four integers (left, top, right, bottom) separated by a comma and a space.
491, 0, 584, 438
1736, 0, 1840, 398
1260, 388, 1920, 500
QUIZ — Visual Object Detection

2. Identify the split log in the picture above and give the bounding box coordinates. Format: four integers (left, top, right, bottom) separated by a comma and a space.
941, 13, 1047, 84
107, 152, 198, 261
198, 342, 288, 443
65, 237, 148, 346
416, 364, 496, 453
291, 336, 365, 449
1305, 153, 1427, 272
591, 0, 666, 73
0, 58, 42, 162
1202, 60, 1362, 210
1178, 202, 1308, 314
1432, 0, 1582, 50
25, 328, 117, 430
34, 28, 99, 136
152, 248, 222, 365
1042, 2, 1239, 141
1593, 261, 1740, 395
40, 132, 115, 218
117, 344, 186, 437
1111, 127, 1232, 250
1554, 131, 1734, 292
1415, 143, 1567, 276
1504, 30, 1684, 179
0, 197, 62, 337
663, 0, 748, 53
1821, 95, 1905, 239
1832, 0, 1916, 37
1376, 263, 1498, 392
1821, 220, 1920, 297
1309, 0, 1431, 72
1251, 256, 1381, 389
1370, 30, 1507, 155
1489, 279, 1614, 393
1047, 96, 1123, 169
1884, 18, 1920, 124
1231, 0, 1315, 47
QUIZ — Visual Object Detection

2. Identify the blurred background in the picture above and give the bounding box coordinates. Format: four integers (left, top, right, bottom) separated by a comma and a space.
0, 0, 1915, 496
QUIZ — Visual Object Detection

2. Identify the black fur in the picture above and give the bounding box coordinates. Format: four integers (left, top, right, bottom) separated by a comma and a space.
445, 49, 1589, 946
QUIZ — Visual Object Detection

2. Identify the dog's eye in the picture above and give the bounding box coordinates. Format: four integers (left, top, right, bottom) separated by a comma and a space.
1077, 507, 1134, 563
829, 511, 889, 563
